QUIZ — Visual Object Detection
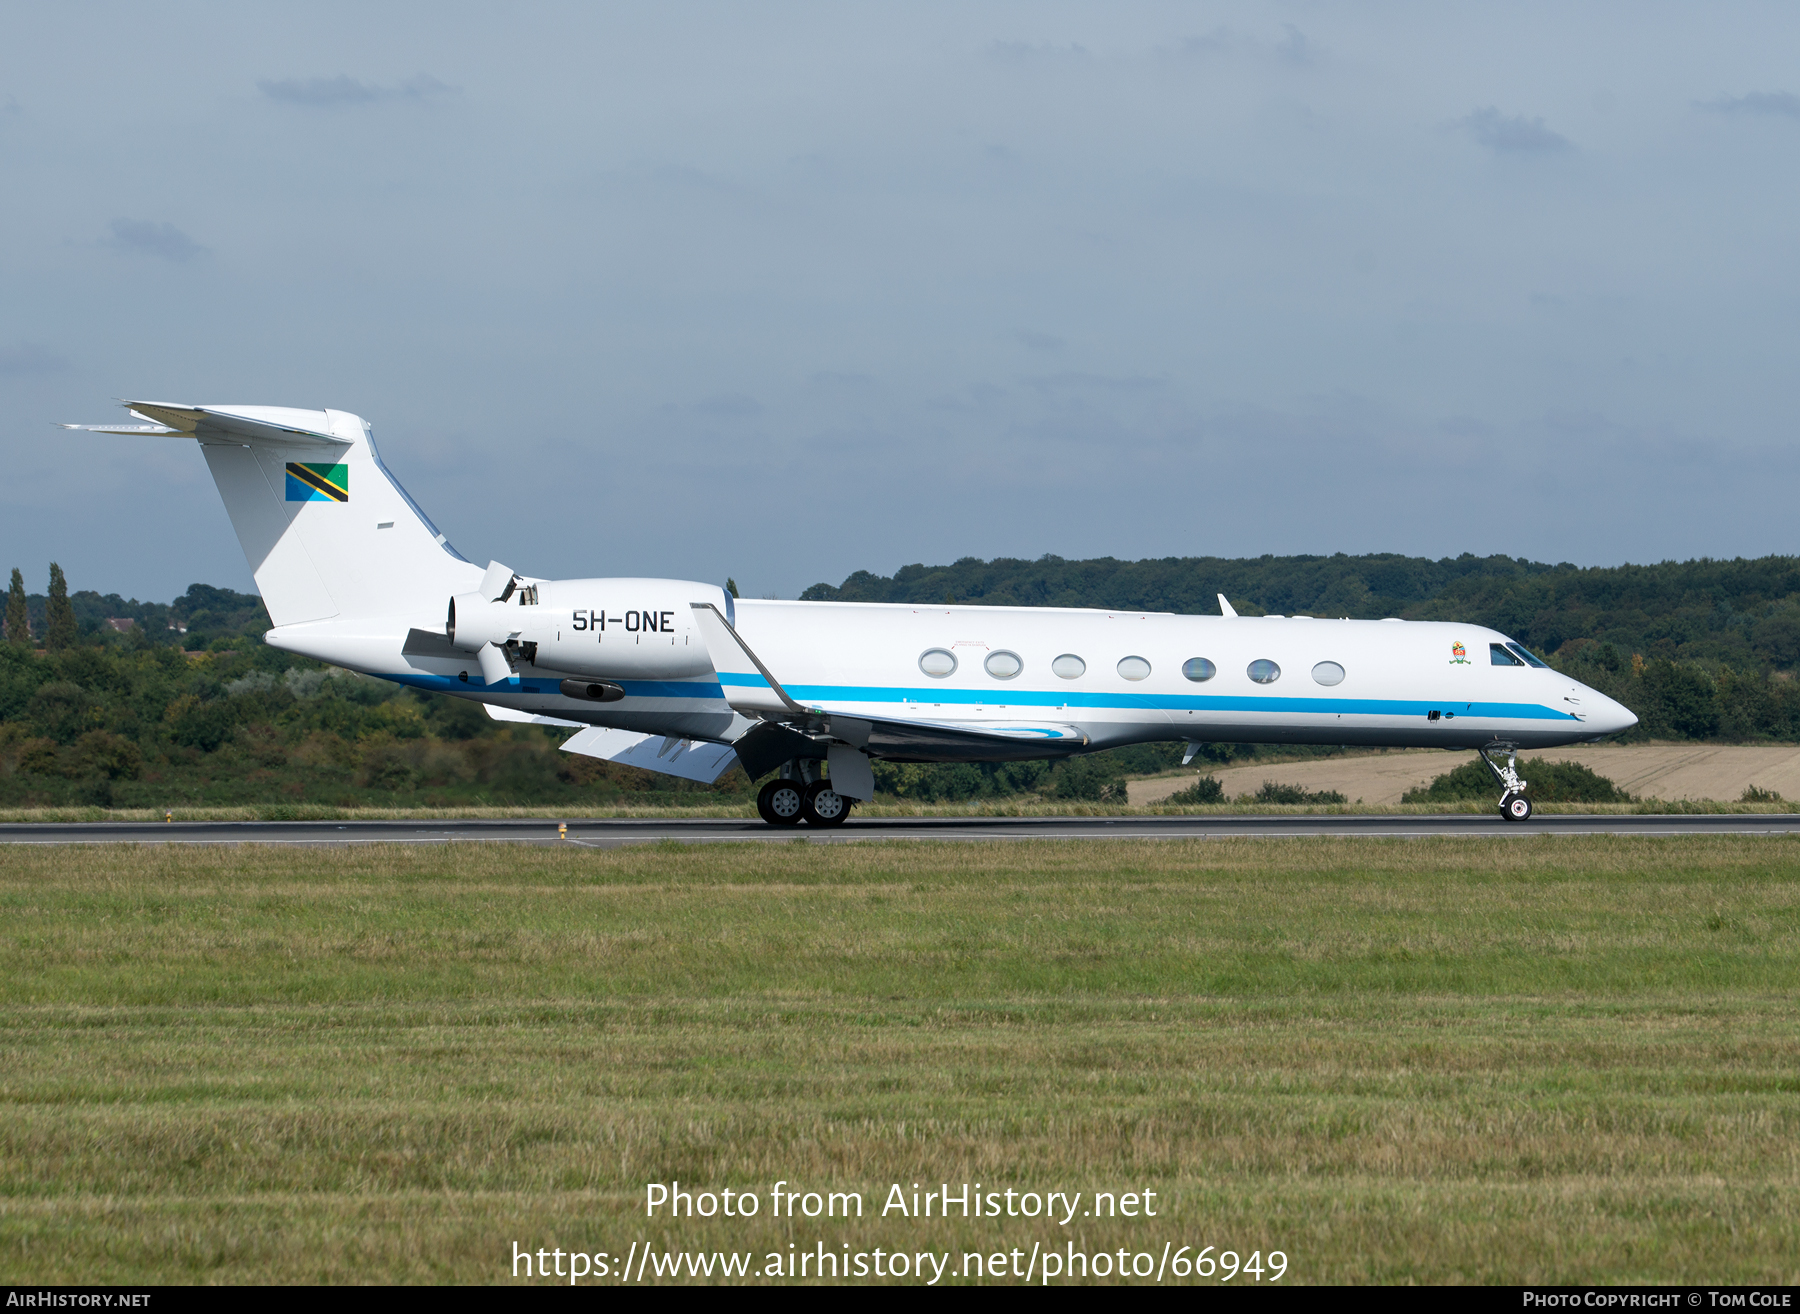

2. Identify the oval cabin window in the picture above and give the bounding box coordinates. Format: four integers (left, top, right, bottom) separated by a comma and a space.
985, 650, 1023, 680
1182, 657, 1216, 682
1247, 659, 1281, 684
1311, 661, 1345, 686
919, 648, 957, 678
1117, 656, 1152, 682
1051, 653, 1086, 679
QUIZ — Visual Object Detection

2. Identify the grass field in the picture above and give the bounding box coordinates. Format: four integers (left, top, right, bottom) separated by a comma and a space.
2, 836, 1797, 1285
1129, 743, 1800, 807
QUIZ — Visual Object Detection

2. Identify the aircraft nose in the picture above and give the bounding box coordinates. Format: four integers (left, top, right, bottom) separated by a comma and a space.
1591, 692, 1638, 736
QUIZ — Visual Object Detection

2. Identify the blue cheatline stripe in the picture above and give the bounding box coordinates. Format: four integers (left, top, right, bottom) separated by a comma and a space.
383, 673, 729, 699
382, 668, 1576, 723
715, 671, 1577, 722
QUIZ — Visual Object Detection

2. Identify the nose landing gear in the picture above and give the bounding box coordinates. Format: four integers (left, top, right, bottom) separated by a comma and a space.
1479, 744, 1534, 822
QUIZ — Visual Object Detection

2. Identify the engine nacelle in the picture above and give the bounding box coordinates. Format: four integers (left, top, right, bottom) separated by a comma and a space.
446, 577, 730, 680
446, 593, 522, 652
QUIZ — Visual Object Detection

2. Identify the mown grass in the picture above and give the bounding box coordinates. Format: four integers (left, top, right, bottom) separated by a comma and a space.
1, 837, 1797, 1284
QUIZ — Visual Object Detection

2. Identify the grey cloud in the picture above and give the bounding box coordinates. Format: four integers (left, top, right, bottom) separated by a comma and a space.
1175, 25, 1314, 64
1437, 416, 1496, 440
1022, 372, 1165, 392
1698, 91, 1800, 120
985, 41, 1092, 65
1275, 24, 1313, 65
104, 219, 205, 262
587, 159, 741, 197
257, 74, 453, 106
11, 3, 1800, 601
1180, 27, 1236, 56
1462, 107, 1571, 153
695, 393, 762, 417
0, 343, 66, 376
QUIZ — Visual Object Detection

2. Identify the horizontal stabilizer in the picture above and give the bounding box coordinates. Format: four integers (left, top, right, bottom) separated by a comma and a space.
61, 402, 346, 448
61, 422, 186, 436
559, 726, 741, 784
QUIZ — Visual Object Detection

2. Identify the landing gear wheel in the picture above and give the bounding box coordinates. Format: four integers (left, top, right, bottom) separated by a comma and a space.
1500, 792, 1533, 822
758, 779, 805, 826
802, 781, 852, 827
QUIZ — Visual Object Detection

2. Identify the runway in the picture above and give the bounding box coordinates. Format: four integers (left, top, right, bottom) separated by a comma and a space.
2, 813, 1798, 847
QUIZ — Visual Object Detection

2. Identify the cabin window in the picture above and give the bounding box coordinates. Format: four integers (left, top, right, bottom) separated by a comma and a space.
1052, 653, 1086, 679
1490, 643, 1524, 666
1311, 661, 1345, 686
1182, 657, 1216, 682
1506, 642, 1549, 668
985, 650, 1023, 680
1247, 659, 1281, 684
919, 648, 957, 678
1117, 656, 1152, 681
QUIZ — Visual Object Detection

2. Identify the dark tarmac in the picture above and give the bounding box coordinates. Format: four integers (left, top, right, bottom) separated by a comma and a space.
2, 813, 1797, 847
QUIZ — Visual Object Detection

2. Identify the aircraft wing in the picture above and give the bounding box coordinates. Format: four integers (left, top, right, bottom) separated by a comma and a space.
484, 704, 586, 729
62, 401, 346, 448
559, 726, 742, 784
690, 603, 1089, 771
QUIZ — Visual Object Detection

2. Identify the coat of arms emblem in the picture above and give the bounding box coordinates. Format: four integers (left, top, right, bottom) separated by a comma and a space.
1450, 641, 1470, 664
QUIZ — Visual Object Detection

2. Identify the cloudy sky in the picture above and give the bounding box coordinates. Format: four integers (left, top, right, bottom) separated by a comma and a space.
2, 2, 1797, 602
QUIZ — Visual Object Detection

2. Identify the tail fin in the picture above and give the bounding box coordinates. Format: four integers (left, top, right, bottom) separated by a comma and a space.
64, 402, 481, 626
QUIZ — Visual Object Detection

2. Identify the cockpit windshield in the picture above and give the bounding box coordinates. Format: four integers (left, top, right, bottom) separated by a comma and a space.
1505, 642, 1549, 668
1490, 643, 1523, 666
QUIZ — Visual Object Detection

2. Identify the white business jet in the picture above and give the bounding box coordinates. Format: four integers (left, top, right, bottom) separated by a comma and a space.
64, 403, 1637, 824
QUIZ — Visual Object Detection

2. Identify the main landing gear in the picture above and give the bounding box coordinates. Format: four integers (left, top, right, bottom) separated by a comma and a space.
755, 762, 853, 828
1478, 743, 1534, 822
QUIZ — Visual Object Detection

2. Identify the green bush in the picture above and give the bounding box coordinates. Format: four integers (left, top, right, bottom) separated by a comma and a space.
1164, 775, 1224, 804
1403, 757, 1632, 803
1053, 756, 1130, 803
1253, 781, 1347, 804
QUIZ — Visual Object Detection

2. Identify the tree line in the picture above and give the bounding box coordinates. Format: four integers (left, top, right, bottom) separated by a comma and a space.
803, 551, 1800, 673
7, 549, 1800, 810
804, 550, 1800, 746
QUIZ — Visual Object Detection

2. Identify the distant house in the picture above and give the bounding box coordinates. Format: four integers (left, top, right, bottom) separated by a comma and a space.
105, 618, 136, 633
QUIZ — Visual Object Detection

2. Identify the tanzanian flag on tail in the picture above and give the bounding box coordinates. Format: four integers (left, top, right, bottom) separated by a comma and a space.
286, 462, 349, 502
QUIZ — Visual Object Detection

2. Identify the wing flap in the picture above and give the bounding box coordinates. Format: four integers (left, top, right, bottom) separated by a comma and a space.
854, 716, 1088, 762
484, 703, 585, 729
559, 726, 741, 784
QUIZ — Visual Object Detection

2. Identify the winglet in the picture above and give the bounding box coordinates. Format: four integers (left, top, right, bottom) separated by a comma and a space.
690, 602, 812, 718
1218, 593, 1238, 618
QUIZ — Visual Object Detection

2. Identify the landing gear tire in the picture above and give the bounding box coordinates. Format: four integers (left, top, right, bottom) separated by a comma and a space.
758, 779, 805, 826
1500, 792, 1533, 822
802, 781, 852, 827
